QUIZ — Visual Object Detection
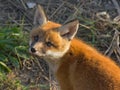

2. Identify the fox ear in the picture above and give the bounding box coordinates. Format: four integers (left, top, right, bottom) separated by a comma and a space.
58, 20, 79, 40
33, 5, 47, 27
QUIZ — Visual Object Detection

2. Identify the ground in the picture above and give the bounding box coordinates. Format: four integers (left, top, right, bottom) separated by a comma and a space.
0, 0, 120, 90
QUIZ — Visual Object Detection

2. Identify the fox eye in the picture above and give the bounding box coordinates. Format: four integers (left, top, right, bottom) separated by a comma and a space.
45, 41, 54, 47
34, 35, 39, 41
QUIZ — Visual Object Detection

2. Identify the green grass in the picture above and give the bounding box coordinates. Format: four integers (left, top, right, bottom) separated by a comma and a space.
0, 25, 30, 72
0, 25, 33, 89
0, 24, 55, 90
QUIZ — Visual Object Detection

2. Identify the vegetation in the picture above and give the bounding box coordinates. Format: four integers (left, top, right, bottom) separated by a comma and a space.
0, 25, 31, 89
0, 25, 30, 72
0, 72, 23, 90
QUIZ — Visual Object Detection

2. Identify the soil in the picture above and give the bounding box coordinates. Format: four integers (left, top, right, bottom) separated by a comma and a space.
0, 0, 120, 90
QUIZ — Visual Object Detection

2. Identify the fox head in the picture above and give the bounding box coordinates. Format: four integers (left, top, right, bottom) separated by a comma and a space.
29, 5, 79, 59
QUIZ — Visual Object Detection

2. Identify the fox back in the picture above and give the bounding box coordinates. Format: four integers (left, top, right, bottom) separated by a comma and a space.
29, 5, 120, 90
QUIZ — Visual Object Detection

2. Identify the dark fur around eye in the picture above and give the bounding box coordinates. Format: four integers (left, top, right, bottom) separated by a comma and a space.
45, 41, 53, 47
45, 41, 57, 48
34, 35, 39, 41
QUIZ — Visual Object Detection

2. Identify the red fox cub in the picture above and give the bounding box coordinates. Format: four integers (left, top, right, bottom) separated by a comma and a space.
29, 5, 120, 90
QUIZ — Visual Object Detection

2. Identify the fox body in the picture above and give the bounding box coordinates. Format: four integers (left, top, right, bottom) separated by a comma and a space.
29, 5, 120, 90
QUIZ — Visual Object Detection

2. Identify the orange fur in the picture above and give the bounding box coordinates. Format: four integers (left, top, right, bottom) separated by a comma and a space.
56, 39, 120, 90
29, 5, 120, 90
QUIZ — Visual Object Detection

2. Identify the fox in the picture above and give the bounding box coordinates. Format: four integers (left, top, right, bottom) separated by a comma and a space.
29, 5, 120, 90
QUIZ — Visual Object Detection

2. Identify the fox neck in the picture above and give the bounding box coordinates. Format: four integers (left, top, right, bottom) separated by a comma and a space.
45, 58, 60, 73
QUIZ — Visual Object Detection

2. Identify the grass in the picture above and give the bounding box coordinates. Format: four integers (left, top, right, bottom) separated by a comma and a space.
0, 72, 23, 90
0, 25, 33, 89
0, 24, 48, 90
0, 25, 30, 72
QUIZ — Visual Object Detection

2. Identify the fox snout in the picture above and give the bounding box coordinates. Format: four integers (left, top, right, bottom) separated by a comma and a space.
29, 47, 36, 53
29, 42, 46, 57
29, 41, 37, 53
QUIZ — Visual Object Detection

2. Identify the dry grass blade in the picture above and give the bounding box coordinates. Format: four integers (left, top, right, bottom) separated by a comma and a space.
20, 0, 27, 10
62, 1, 80, 24
50, 2, 65, 19
79, 23, 91, 29
34, 58, 45, 73
8, 16, 30, 31
114, 30, 120, 61
8, 0, 33, 25
105, 29, 120, 62
46, 0, 51, 13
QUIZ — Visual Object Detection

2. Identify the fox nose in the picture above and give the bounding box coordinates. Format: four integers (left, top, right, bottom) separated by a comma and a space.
31, 48, 36, 53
